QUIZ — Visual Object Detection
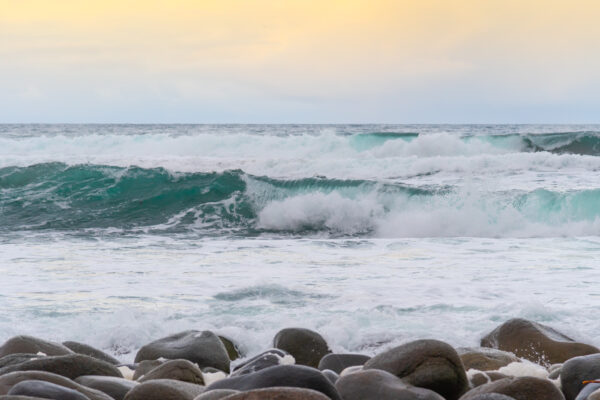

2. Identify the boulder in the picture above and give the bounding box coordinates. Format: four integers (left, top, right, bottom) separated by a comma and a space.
138, 359, 204, 384
0, 356, 39, 370
206, 365, 340, 400
0, 354, 122, 380
219, 387, 331, 399
132, 360, 163, 380
135, 331, 229, 372
231, 349, 293, 377
273, 328, 330, 368
481, 319, 599, 366
0, 396, 55, 400
318, 354, 370, 374
0, 337, 72, 358
0, 371, 113, 400
218, 337, 241, 361
194, 390, 240, 400
7, 380, 90, 400
124, 379, 205, 400
321, 370, 339, 385
469, 372, 509, 388
561, 354, 600, 400
459, 376, 565, 400
62, 342, 120, 365
575, 382, 600, 400
457, 348, 519, 371
75, 375, 138, 400
364, 339, 468, 400
335, 369, 445, 400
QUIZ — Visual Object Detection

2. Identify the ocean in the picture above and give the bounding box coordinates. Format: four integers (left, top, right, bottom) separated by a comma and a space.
1, 124, 600, 362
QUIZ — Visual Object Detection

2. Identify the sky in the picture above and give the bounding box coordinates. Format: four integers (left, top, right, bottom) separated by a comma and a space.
2, 0, 600, 123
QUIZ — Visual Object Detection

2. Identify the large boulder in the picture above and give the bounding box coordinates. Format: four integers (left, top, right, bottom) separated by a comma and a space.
75, 376, 138, 400
231, 349, 293, 377
457, 348, 519, 371
318, 354, 370, 374
0, 354, 122, 380
206, 365, 340, 400
62, 342, 120, 365
481, 319, 599, 366
7, 380, 89, 400
0, 371, 113, 400
138, 359, 204, 384
335, 369, 445, 400
135, 331, 230, 372
0, 337, 72, 358
273, 328, 330, 368
560, 354, 600, 400
219, 387, 331, 399
364, 339, 468, 400
459, 376, 565, 400
124, 379, 205, 400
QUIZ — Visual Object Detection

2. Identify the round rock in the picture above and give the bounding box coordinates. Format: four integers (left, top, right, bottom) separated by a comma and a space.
273, 328, 330, 368
335, 369, 445, 400
364, 339, 468, 400
0, 371, 113, 400
459, 376, 565, 400
561, 353, 600, 400
481, 319, 599, 366
318, 353, 370, 374
0, 336, 73, 358
138, 359, 204, 384
457, 347, 519, 371
62, 342, 120, 365
218, 337, 241, 361
0, 354, 122, 380
75, 376, 138, 400
135, 331, 230, 372
220, 387, 331, 399
194, 390, 240, 400
8, 380, 90, 400
124, 379, 205, 400
231, 349, 292, 377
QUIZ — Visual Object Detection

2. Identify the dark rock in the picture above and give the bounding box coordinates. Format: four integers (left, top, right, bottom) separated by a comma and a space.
318, 353, 370, 374
231, 349, 292, 377
132, 360, 163, 380
575, 382, 600, 400
273, 328, 330, 368
461, 395, 516, 400
469, 372, 509, 388
335, 369, 445, 400
321, 369, 339, 385
561, 354, 600, 400
0, 371, 113, 400
459, 376, 565, 400
138, 359, 204, 384
457, 348, 519, 371
8, 380, 90, 400
63, 342, 120, 365
75, 375, 138, 400
0, 354, 122, 380
481, 319, 599, 366
135, 331, 230, 372
0, 337, 72, 358
0, 396, 55, 400
123, 379, 205, 400
206, 365, 340, 400
0, 356, 39, 370
194, 390, 240, 400
364, 339, 468, 400
219, 387, 331, 399
218, 337, 241, 361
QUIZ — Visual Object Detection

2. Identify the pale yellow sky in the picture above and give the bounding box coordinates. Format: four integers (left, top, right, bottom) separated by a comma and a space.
2, 0, 600, 122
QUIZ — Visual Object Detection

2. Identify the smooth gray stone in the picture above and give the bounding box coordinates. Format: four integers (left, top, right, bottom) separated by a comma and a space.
273, 328, 330, 368
219, 387, 331, 400
0, 356, 39, 370
63, 342, 120, 365
0, 354, 122, 380
575, 382, 600, 400
8, 380, 90, 400
0, 371, 113, 400
457, 347, 519, 371
137, 359, 204, 384
124, 379, 205, 400
231, 349, 290, 377
76, 375, 138, 400
0, 337, 73, 358
318, 353, 370, 374
459, 377, 565, 400
561, 354, 600, 400
194, 390, 240, 400
132, 360, 163, 381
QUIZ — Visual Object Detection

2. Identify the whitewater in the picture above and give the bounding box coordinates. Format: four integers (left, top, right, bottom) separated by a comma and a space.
1, 124, 600, 362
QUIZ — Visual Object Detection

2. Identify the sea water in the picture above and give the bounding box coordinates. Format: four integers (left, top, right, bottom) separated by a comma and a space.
1, 124, 599, 362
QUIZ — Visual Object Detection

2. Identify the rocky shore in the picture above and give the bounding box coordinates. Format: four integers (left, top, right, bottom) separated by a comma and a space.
0, 318, 599, 399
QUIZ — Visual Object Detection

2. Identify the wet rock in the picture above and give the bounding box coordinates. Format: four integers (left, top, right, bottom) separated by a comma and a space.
460, 376, 565, 400
0, 371, 113, 400
0, 356, 39, 370
481, 319, 599, 366
75, 375, 138, 400
7, 380, 90, 400
218, 337, 241, 361
364, 339, 468, 400
461, 395, 516, 400
206, 365, 340, 400
335, 369, 445, 400
0, 354, 122, 380
194, 390, 240, 400
138, 359, 204, 384
0, 396, 54, 400
123, 379, 205, 400
273, 328, 330, 368
132, 359, 164, 380
469, 372, 509, 388
457, 348, 519, 371
135, 331, 230, 372
548, 364, 562, 380
63, 342, 120, 365
574, 382, 600, 400
220, 387, 331, 399
0, 337, 72, 358
561, 354, 600, 400
321, 369, 339, 385
231, 349, 293, 377
317, 353, 370, 374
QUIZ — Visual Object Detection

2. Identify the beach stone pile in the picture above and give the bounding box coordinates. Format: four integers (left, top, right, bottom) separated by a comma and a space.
0, 319, 599, 399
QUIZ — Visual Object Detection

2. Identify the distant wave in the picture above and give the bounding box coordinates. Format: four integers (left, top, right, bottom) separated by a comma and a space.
2, 163, 599, 237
